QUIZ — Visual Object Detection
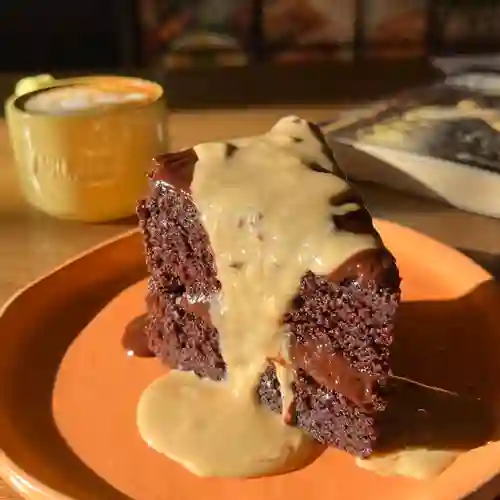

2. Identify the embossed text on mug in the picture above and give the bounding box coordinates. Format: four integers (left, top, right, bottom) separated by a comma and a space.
28, 152, 117, 185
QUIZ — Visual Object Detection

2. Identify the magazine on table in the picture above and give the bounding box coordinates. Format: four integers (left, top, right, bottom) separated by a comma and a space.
323, 60, 500, 219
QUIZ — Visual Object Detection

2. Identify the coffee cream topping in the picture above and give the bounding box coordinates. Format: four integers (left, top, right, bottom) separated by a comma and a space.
137, 116, 379, 477
24, 83, 149, 115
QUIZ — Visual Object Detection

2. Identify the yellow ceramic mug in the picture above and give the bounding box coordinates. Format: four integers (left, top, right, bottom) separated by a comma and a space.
5, 74, 167, 222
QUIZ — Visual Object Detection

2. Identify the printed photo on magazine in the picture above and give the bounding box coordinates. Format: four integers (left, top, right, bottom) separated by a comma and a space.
322, 68, 500, 218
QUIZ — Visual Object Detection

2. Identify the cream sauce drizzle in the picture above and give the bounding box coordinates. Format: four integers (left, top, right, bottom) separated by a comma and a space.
356, 449, 460, 480
137, 116, 376, 477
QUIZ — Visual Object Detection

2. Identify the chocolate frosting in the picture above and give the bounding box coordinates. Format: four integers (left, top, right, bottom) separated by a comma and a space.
148, 149, 400, 406
121, 314, 153, 358
150, 149, 198, 193
330, 248, 400, 290
289, 342, 376, 406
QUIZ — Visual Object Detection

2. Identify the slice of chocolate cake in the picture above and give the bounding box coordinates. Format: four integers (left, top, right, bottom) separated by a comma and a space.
137, 116, 401, 461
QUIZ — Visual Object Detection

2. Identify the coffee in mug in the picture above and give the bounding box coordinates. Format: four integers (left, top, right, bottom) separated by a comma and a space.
20, 81, 154, 115
5, 75, 168, 222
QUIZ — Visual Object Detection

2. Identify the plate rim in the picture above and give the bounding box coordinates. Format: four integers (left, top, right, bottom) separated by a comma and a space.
0, 220, 495, 500
0, 228, 140, 500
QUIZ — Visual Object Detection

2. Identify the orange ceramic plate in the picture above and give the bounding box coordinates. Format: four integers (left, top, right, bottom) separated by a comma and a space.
1, 220, 500, 500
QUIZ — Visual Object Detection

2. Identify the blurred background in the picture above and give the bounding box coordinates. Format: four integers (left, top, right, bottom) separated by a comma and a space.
1, 0, 500, 107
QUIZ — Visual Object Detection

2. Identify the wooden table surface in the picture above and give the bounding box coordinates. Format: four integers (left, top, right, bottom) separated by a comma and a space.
1, 106, 500, 499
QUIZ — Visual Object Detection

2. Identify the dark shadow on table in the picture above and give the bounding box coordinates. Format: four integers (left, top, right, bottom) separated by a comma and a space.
463, 474, 500, 500
381, 280, 500, 499
458, 248, 500, 282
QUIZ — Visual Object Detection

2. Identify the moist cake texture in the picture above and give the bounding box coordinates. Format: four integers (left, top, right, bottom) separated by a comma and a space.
136, 116, 401, 473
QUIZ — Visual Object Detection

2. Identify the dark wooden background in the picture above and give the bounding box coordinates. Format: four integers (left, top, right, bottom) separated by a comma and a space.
0, 0, 498, 109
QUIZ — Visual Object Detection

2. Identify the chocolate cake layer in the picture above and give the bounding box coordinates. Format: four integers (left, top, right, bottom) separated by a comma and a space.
258, 365, 384, 457
143, 275, 395, 457
137, 117, 401, 458
145, 281, 225, 381
137, 182, 220, 301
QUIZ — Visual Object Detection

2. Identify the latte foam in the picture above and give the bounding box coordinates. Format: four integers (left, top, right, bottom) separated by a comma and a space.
23, 84, 151, 115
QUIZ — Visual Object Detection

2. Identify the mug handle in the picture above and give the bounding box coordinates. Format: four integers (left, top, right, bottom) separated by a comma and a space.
14, 74, 56, 97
